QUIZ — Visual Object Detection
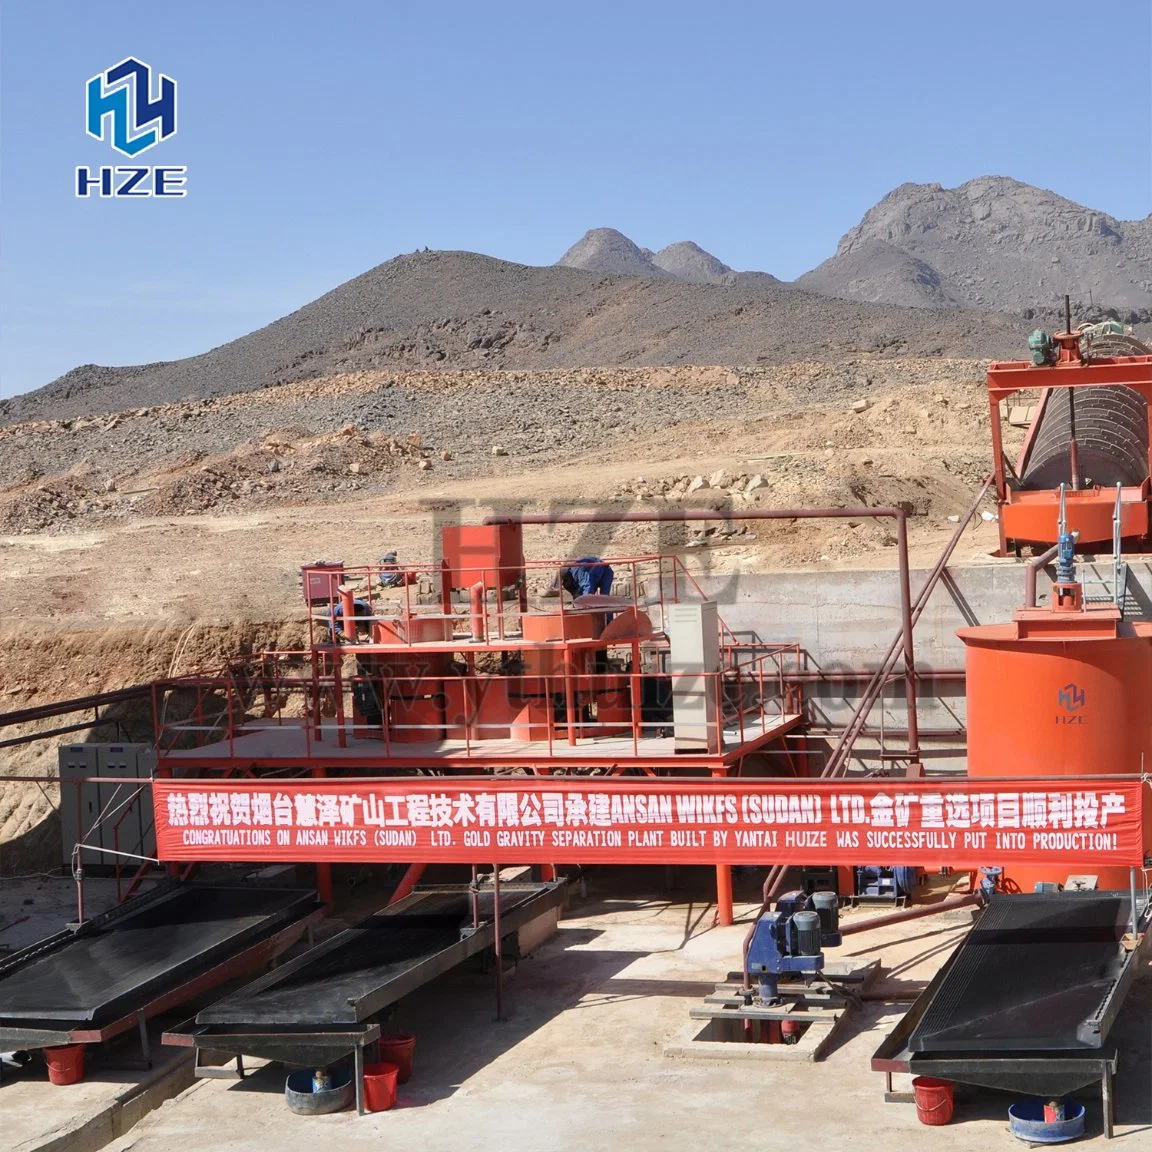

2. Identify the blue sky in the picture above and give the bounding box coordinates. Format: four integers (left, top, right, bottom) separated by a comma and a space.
1, 0, 1149, 398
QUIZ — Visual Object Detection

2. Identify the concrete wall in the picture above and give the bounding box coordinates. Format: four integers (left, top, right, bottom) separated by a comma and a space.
687, 558, 1152, 770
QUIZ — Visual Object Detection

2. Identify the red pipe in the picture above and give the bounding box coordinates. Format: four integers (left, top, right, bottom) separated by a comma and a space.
387, 862, 426, 905
838, 893, 979, 936
339, 585, 356, 643
713, 766, 733, 926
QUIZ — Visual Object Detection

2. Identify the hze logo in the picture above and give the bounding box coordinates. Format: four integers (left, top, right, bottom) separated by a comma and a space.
76, 58, 186, 198
1056, 683, 1086, 725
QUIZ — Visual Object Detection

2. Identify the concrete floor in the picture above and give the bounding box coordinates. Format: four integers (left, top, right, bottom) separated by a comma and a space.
5, 1031, 191, 1152
37, 874, 1140, 1152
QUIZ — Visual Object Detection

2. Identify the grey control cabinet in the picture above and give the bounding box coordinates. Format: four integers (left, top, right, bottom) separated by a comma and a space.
666, 601, 721, 753
58, 743, 157, 869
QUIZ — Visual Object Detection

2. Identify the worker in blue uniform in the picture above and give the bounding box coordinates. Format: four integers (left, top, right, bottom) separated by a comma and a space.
324, 598, 374, 642
377, 552, 411, 589
556, 556, 614, 599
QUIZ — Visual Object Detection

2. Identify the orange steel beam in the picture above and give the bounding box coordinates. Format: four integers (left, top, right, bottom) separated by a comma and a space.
987, 353, 1152, 552
987, 355, 1152, 396
712, 766, 733, 926
1015, 387, 1050, 478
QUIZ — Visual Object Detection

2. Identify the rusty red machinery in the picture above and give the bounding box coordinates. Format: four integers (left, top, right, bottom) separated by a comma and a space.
988, 315, 1152, 554
146, 499, 1152, 915
153, 525, 807, 923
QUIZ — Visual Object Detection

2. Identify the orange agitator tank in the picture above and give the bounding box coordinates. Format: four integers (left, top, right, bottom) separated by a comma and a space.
959, 601, 1152, 892
521, 612, 598, 676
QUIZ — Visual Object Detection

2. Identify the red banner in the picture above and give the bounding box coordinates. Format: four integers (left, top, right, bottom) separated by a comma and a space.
152, 778, 1145, 868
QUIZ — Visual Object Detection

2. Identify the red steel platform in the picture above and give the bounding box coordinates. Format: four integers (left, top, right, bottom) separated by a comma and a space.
159, 712, 804, 773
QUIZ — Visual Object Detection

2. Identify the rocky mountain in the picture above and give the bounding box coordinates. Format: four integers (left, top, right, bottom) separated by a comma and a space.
2, 251, 1022, 423
793, 240, 962, 310
14, 176, 1145, 422
557, 229, 782, 287
556, 228, 671, 279
796, 177, 1152, 321
651, 241, 731, 283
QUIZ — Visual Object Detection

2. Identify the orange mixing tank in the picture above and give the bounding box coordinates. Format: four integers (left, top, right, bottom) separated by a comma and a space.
959, 601, 1152, 891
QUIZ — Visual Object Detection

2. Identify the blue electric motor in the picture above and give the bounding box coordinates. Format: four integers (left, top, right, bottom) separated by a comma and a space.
854, 865, 918, 901
747, 891, 842, 1004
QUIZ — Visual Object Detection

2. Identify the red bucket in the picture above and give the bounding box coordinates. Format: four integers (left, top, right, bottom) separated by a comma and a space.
44, 1044, 85, 1086
362, 1062, 399, 1112
912, 1076, 954, 1126
376, 1033, 416, 1083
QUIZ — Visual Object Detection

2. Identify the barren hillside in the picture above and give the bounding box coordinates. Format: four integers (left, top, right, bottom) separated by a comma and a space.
2, 252, 1022, 425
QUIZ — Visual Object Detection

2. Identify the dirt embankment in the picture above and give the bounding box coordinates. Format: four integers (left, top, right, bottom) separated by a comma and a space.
0, 620, 306, 873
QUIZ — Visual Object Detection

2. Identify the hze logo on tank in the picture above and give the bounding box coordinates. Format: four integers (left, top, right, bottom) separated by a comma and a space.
1056, 682, 1086, 725
76, 58, 186, 198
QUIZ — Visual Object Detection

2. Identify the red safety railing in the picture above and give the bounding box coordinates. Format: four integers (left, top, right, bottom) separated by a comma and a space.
153, 656, 803, 763
302, 553, 737, 651
151, 550, 805, 764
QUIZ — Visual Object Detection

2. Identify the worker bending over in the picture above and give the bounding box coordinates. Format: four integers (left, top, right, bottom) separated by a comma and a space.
555, 556, 614, 599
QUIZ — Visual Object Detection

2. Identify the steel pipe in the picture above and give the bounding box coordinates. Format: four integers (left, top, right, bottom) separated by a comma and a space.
1023, 540, 1062, 608
469, 581, 487, 643
0, 684, 151, 729
493, 865, 504, 1021
838, 893, 980, 936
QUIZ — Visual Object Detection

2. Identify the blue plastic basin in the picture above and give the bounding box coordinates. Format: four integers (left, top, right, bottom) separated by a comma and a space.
1008, 1100, 1086, 1144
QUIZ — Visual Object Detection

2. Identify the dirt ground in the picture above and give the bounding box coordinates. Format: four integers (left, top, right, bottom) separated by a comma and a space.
5, 874, 1145, 1152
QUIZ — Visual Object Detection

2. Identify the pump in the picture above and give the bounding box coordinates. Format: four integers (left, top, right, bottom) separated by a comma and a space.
1052, 484, 1084, 612
745, 890, 842, 1004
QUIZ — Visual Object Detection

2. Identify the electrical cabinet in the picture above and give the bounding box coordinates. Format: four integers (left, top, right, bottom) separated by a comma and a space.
666, 601, 721, 753
58, 743, 157, 870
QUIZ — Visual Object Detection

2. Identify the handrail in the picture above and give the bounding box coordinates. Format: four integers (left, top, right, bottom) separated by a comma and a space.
153, 665, 797, 753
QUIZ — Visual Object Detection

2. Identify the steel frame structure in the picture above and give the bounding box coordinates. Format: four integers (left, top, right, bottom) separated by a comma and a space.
1, 516, 938, 927
987, 345, 1152, 553
148, 550, 806, 923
